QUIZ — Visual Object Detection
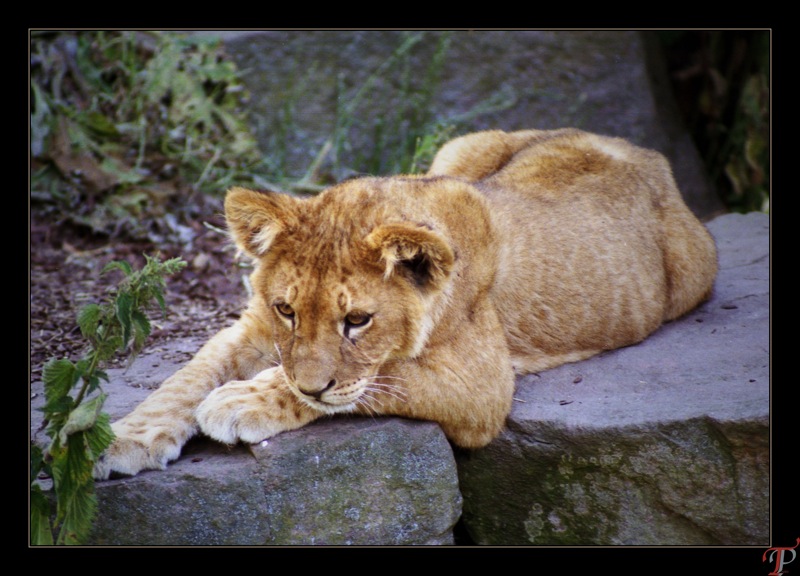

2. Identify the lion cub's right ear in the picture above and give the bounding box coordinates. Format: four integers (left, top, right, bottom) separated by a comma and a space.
224, 186, 298, 257
365, 223, 455, 291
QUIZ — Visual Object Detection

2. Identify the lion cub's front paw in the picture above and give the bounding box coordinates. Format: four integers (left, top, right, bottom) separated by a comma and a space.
93, 437, 166, 480
196, 368, 316, 445
93, 424, 185, 480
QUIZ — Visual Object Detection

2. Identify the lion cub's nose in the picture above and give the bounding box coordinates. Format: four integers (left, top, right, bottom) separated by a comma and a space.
302, 379, 337, 400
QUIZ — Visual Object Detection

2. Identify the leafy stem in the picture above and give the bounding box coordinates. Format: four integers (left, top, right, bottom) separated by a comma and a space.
31, 253, 186, 545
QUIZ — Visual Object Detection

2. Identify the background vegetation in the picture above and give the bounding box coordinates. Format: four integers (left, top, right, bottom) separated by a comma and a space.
29, 31, 467, 241
30, 31, 264, 242
658, 30, 770, 213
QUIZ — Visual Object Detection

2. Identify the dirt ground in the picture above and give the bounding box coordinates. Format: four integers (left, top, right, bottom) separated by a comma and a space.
29, 204, 249, 386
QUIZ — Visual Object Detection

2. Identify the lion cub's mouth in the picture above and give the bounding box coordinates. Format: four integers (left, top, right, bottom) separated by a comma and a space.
289, 373, 407, 415
289, 378, 366, 414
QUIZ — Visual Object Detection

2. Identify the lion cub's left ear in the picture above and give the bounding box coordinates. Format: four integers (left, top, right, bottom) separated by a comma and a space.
365, 223, 455, 291
224, 186, 298, 257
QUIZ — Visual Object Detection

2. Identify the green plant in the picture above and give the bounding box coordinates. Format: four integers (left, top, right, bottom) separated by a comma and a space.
658, 30, 769, 213
330, 32, 449, 177
272, 31, 517, 192
30, 31, 262, 238
30, 30, 520, 236
30, 255, 186, 545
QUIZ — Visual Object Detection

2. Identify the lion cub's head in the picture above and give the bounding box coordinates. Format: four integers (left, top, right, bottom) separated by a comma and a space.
225, 183, 455, 415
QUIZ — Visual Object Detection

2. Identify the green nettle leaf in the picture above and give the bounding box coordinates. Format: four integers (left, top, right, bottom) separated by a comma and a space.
96, 334, 124, 362
163, 256, 186, 273
85, 412, 115, 460
30, 487, 55, 545
42, 396, 76, 427
77, 303, 102, 340
58, 393, 107, 447
73, 357, 91, 381
85, 369, 110, 397
153, 287, 167, 313
52, 438, 98, 545
83, 373, 102, 397
42, 358, 79, 405
115, 291, 133, 346
131, 309, 151, 350
31, 444, 45, 478
102, 259, 133, 277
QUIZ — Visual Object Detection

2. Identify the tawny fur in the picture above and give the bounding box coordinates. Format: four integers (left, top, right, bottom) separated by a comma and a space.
94, 128, 717, 480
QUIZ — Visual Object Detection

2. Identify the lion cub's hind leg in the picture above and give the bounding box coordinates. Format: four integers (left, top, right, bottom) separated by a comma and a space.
195, 367, 320, 445
659, 205, 718, 321
509, 348, 605, 376
644, 150, 719, 321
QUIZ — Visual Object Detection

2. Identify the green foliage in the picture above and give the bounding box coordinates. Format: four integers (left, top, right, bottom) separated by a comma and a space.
330, 32, 448, 177
31, 30, 518, 233
30, 31, 262, 238
269, 31, 516, 192
31, 255, 186, 545
658, 30, 770, 213
722, 70, 769, 213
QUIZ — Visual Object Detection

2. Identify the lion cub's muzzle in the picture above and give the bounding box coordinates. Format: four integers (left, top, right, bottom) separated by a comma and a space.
288, 373, 366, 414
298, 378, 337, 400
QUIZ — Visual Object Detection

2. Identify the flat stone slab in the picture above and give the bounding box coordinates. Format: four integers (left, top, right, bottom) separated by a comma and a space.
456, 212, 769, 545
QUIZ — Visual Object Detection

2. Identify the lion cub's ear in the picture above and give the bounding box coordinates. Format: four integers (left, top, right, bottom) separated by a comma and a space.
224, 187, 297, 257
365, 223, 455, 290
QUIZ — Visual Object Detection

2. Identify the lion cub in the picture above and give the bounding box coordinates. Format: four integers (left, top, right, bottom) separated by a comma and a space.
94, 129, 717, 479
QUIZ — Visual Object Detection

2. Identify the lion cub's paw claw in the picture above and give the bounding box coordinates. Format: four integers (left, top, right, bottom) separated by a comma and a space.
93, 433, 176, 480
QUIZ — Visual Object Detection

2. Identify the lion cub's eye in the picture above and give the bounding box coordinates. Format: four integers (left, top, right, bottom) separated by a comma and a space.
344, 311, 372, 329
274, 302, 295, 319
343, 311, 372, 342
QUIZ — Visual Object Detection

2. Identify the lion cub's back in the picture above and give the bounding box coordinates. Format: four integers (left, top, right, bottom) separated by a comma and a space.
468, 130, 717, 373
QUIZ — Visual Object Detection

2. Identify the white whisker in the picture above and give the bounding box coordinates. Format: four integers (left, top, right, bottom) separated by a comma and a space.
363, 382, 408, 404
355, 395, 380, 417
365, 380, 408, 395
362, 394, 385, 409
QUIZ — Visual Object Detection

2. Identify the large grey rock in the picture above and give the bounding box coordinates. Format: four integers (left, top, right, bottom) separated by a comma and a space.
89, 440, 269, 545
207, 30, 724, 218
251, 418, 461, 545
82, 418, 460, 546
456, 212, 770, 545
